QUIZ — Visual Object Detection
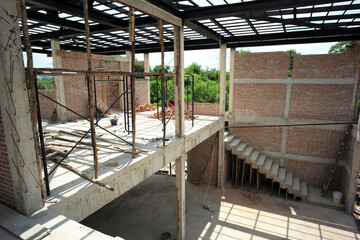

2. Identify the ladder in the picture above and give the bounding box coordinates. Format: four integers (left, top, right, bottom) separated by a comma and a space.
322, 124, 353, 197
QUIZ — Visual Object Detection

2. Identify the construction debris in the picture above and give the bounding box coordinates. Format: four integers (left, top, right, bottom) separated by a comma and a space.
148, 109, 198, 120
135, 104, 157, 113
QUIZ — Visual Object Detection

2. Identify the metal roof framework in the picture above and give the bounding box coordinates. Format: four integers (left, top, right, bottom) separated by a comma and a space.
23, 0, 360, 55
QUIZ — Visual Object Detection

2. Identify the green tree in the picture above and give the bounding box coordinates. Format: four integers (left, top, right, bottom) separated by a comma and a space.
288, 49, 301, 78
328, 41, 354, 54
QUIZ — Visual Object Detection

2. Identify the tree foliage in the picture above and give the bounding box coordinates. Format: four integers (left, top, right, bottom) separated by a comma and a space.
328, 41, 354, 54
149, 62, 230, 110
288, 49, 301, 78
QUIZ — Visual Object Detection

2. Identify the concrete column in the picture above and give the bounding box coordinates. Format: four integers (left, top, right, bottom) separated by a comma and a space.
51, 39, 67, 122
0, 0, 43, 215
144, 53, 150, 105
228, 48, 235, 119
174, 25, 185, 240
217, 43, 226, 187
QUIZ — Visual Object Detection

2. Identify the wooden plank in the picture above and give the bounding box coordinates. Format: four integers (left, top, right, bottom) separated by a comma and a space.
55, 50, 130, 62
174, 26, 185, 138
112, 0, 182, 27
19, 0, 46, 205
144, 53, 150, 104
129, 7, 136, 158
159, 19, 166, 146
83, 0, 99, 179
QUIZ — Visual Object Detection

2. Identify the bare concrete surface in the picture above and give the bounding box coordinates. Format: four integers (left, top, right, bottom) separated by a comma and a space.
0, 204, 50, 240
81, 174, 360, 240
41, 111, 221, 221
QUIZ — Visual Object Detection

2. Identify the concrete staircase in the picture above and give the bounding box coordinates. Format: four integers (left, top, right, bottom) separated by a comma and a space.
225, 132, 308, 200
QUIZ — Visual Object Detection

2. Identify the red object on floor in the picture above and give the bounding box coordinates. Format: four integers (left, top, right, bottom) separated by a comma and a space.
168, 99, 175, 107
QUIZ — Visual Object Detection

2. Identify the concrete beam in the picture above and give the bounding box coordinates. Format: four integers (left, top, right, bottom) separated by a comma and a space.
111, 0, 182, 27
0, 0, 42, 215
51, 40, 67, 123
144, 53, 150, 105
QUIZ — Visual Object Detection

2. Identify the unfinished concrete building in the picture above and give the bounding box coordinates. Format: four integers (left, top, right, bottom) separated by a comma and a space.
0, 0, 360, 239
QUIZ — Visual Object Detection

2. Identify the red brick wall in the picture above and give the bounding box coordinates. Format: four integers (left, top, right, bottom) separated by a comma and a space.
292, 48, 356, 79
185, 102, 219, 116
230, 123, 282, 152
287, 128, 346, 159
231, 49, 357, 190
61, 56, 130, 119
38, 90, 55, 119
234, 51, 290, 79
0, 109, 15, 208
289, 84, 353, 121
135, 80, 149, 107
233, 83, 286, 117
188, 133, 219, 186
284, 159, 342, 189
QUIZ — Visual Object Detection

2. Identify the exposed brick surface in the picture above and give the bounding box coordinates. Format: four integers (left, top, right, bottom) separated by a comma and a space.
0, 109, 15, 208
185, 102, 219, 116
135, 80, 150, 107
286, 127, 346, 159
61, 56, 132, 119
284, 158, 342, 190
230, 123, 282, 152
289, 84, 353, 121
187, 133, 218, 186
234, 51, 290, 79
230, 50, 357, 191
292, 47, 356, 79
233, 83, 286, 117
38, 90, 55, 119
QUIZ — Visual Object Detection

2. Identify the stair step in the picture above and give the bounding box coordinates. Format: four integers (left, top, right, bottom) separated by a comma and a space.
277, 168, 286, 184
235, 142, 247, 155
270, 163, 279, 179
242, 146, 254, 162
255, 155, 266, 169
226, 137, 238, 150
263, 159, 273, 177
249, 150, 260, 165
285, 172, 293, 189
229, 138, 241, 149
224, 134, 234, 144
293, 176, 300, 195
300, 181, 308, 198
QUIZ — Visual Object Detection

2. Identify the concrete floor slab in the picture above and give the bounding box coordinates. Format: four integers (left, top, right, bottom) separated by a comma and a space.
81, 175, 360, 240
41, 111, 221, 221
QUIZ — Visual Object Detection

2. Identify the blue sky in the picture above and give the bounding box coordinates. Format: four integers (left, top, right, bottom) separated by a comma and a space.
27, 42, 336, 71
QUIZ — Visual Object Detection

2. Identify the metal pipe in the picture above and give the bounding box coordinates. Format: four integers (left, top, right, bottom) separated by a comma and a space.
35, 79, 50, 195
38, 89, 132, 145
225, 122, 356, 129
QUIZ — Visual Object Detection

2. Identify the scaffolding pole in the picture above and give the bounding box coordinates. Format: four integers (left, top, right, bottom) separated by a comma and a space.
129, 7, 136, 158
83, 0, 99, 178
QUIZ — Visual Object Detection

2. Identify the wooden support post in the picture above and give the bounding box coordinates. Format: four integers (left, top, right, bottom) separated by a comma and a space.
83, 0, 99, 178
249, 166, 252, 191
174, 25, 185, 240
159, 19, 166, 146
51, 39, 67, 123
19, 0, 46, 206
144, 53, 150, 104
241, 160, 245, 189
217, 43, 226, 187
229, 48, 235, 120
129, 7, 136, 158
256, 170, 260, 193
